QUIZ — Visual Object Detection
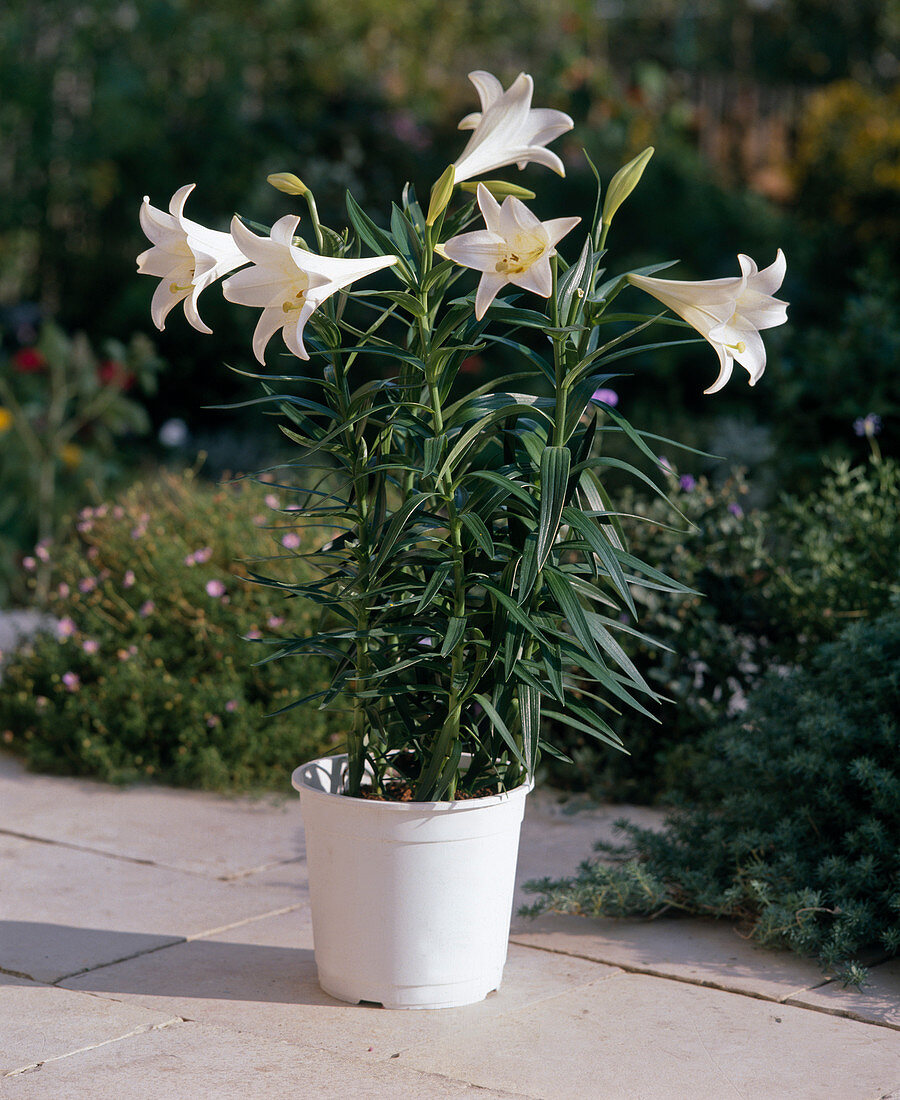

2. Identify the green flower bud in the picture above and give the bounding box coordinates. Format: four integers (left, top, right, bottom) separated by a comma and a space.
602, 147, 654, 229
459, 180, 537, 202
267, 173, 309, 197
426, 164, 456, 226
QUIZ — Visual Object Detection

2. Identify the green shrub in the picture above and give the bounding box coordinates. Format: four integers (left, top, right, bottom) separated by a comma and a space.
0, 322, 164, 605
524, 608, 900, 982
543, 456, 900, 803
0, 470, 342, 790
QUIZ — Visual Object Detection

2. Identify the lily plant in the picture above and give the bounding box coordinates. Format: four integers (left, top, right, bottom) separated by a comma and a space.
137, 69, 788, 801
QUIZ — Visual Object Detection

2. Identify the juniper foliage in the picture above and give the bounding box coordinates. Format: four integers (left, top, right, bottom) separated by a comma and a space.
524, 608, 900, 981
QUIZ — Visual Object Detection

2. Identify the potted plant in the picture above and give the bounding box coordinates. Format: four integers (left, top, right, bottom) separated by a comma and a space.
136, 69, 788, 1008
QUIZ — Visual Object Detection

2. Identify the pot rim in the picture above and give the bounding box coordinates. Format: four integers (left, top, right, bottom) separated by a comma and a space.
292, 752, 534, 812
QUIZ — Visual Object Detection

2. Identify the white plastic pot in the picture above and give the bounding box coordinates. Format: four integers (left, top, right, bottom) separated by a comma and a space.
292, 754, 532, 1010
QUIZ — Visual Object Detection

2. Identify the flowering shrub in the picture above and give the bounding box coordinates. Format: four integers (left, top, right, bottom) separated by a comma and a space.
0, 470, 341, 789
545, 453, 900, 802
0, 322, 164, 605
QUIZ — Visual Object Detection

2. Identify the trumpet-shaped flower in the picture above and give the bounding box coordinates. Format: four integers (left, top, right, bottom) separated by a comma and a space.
452, 71, 574, 184
442, 184, 579, 319
628, 251, 788, 394
137, 184, 246, 334
222, 216, 398, 363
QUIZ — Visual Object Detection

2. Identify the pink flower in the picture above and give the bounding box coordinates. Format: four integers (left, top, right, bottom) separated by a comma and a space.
206, 714, 220, 728
131, 526, 146, 540
591, 388, 619, 407
225, 699, 239, 712
113, 506, 125, 519
62, 671, 80, 692
123, 570, 136, 588
253, 514, 266, 526
57, 583, 70, 598
78, 577, 97, 594
56, 617, 77, 639
205, 579, 226, 598
77, 520, 93, 534
281, 532, 301, 550
35, 542, 51, 562
265, 494, 280, 509
184, 552, 197, 566
139, 600, 155, 617
22, 556, 36, 571
117, 647, 131, 661
194, 546, 213, 563
82, 639, 99, 654
244, 628, 262, 640
87, 546, 99, 560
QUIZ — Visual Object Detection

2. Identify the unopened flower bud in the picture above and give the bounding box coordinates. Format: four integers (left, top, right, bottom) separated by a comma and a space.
267, 173, 309, 197
458, 180, 536, 202
602, 147, 654, 230
426, 164, 456, 226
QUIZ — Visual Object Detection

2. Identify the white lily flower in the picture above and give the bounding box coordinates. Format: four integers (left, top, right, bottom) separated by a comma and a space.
442, 184, 580, 320
222, 215, 398, 363
628, 250, 788, 394
452, 70, 574, 184
137, 184, 246, 334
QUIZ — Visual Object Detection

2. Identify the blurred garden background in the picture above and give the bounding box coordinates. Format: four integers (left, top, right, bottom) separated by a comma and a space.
2, 0, 899, 796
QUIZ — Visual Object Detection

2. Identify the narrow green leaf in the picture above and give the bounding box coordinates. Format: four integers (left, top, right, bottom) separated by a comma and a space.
544, 565, 606, 667
473, 694, 527, 771
440, 615, 467, 657
543, 709, 629, 753
517, 683, 541, 776
536, 446, 571, 570
423, 434, 445, 477
562, 506, 637, 616
459, 511, 495, 557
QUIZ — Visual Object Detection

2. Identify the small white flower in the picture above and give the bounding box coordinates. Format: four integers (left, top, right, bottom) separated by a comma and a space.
442, 184, 579, 319
158, 417, 190, 448
452, 71, 574, 184
222, 216, 398, 363
628, 251, 788, 394
137, 184, 246, 334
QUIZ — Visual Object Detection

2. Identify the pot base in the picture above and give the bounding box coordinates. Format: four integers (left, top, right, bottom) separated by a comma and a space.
319, 968, 502, 1010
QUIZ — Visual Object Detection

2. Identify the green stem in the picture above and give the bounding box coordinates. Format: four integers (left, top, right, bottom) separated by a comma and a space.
413, 220, 468, 800
551, 256, 567, 447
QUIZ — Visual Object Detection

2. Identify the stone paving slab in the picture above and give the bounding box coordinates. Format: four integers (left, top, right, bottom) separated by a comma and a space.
62, 908, 619, 1059
0, 833, 303, 983
0, 975, 179, 1078
510, 911, 830, 1003
399, 969, 900, 1100
513, 791, 664, 912
786, 957, 900, 1030
2, 1019, 531, 1099
0, 754, 305, 880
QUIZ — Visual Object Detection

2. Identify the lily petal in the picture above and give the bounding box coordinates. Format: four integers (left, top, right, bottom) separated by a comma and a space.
452, 70, 573, 184
628, 252, 788, 393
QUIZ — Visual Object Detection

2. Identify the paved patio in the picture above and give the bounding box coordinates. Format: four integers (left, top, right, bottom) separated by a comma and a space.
1, 751, 898, 1099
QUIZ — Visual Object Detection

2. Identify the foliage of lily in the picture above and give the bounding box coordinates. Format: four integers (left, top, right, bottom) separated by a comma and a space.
137, 70, 787, 802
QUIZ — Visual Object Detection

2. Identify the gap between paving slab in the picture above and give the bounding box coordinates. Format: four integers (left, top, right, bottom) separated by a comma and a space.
511, 915, 900, 1035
